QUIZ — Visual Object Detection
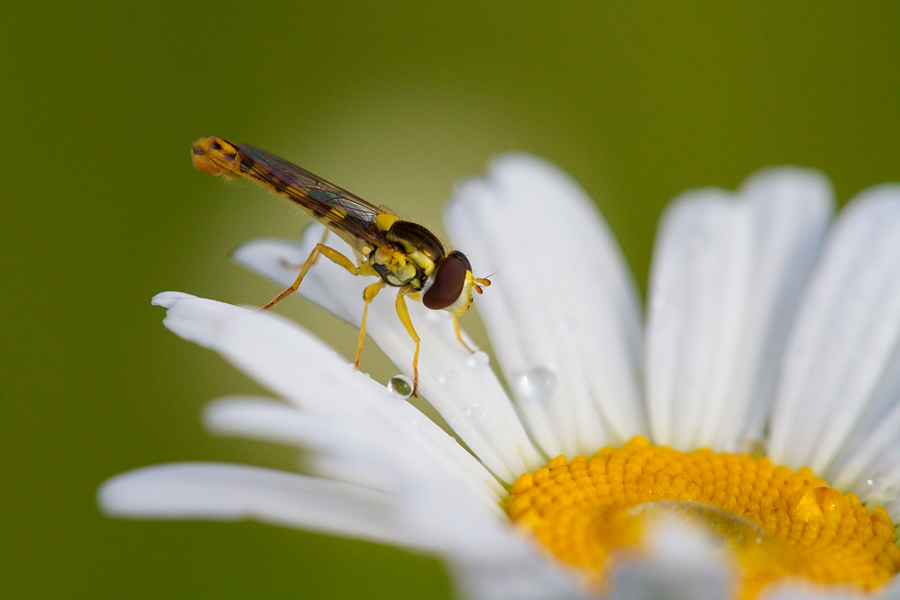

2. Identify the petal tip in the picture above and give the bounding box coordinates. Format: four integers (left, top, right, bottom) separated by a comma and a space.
152, 291, 194, 308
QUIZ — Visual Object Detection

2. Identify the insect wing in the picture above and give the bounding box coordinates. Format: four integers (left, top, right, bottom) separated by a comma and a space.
237, 143, 389, 251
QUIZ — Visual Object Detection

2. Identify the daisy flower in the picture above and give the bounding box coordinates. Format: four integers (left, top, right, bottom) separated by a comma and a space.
100, 154, 900, 600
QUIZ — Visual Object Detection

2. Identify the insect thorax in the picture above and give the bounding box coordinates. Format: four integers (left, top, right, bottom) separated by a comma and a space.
370, 220, 447, 290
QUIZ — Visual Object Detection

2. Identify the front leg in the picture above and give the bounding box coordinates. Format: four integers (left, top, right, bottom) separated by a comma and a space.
261, 243, 360, 311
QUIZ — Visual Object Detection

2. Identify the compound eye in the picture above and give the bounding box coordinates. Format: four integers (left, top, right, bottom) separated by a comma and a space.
423, 251, 471, 310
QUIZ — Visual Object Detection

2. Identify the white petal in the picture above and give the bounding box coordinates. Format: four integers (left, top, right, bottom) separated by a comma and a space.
833, 419, 900, 520
646, 169, 832, 451
769, 185, 900, 472
448, 555, 588, 600
829, 351, 900, 511
725, 170, 833, 449
204, 397, 505, 510
406, 483, 586, 600
647, 190, 753, 449
232, 231, 545, 481
153, 292, 389, 419
873, 574, 900, 600
99, 464, 553, 587
446, 153, 645, 457
409, 483, 587, 600
98, 463, 426, 548
153, 293, 511, 493
608, 519, 734, 600
763, 581, 870, 599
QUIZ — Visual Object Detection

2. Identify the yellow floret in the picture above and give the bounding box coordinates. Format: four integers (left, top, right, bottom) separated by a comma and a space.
504, 436, 900, 599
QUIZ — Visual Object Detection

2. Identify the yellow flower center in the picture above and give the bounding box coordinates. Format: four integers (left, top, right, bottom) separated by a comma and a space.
505, 437, 900, 599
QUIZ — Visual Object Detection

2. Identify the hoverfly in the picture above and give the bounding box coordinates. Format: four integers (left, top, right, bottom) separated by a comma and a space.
191, 137, 490, 395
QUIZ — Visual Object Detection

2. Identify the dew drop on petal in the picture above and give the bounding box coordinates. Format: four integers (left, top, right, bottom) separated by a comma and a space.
514, 366, 558, 405
388, 375, 414, 399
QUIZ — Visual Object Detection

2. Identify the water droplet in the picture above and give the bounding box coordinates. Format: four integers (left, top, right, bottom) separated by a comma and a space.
514, 366, 558, 404
792, 486, 848, 521
466, 351, 490, 370
865, 472, 886, 490
388, 375, 413, 399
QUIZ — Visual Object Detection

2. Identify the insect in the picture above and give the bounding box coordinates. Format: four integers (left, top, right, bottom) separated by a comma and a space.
191, 136, 490, 395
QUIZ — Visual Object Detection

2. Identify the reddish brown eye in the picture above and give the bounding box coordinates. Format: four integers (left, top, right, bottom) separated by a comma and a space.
423, 251, 471, 310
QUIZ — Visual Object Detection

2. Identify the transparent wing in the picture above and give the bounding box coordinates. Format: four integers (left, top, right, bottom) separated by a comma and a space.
237, 143, 392, 251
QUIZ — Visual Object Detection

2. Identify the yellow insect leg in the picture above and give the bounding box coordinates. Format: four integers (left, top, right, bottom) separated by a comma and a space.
308, 227, 331, 267
356, 281, 385, 369
452, 315, 476, 353
261, 243, 359, 311
394, 289, 421, 396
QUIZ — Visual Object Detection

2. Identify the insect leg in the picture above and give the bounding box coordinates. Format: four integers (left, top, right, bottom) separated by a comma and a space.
261, 244, 359, 311
308, 227, 331, 267
356, 281, 385, 369
452, 315, 476, 353
394, 289, 421, 396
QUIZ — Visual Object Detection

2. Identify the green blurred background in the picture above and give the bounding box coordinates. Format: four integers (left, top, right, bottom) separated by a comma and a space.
3, 1, 898, 598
